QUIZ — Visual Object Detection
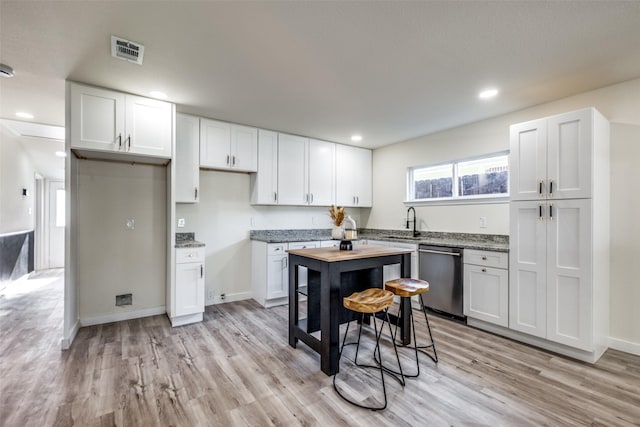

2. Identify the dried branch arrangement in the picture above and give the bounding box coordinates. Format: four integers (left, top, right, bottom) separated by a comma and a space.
328, 205, 345, 227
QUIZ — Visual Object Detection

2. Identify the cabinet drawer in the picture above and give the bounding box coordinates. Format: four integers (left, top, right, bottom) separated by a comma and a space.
464, 249, 508, 269
267, 243, 287, 255
176, 247, 205, 263
288, 241, 319, 250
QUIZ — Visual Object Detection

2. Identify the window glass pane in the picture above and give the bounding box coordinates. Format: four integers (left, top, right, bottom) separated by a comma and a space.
413, 164, 453, 199
56, 189, 65, 227
457, 155, 509, 196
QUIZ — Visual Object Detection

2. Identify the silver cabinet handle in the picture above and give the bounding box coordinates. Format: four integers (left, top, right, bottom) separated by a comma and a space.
482, 256, 487, 260
481, 268, 487, 273
539, 204, 544, 220
310, 193, 314, 204
200, 264, 203, 278
232, 155, 236, 166
127, 135, 131, 151
194, 187, 198, 200
549, 203, 553, 220
418, 249, 461, 256
226, 154, 230, 165
274, 192, 277, 203
117, 133, 122, 149
549, 180, 554, 196
539, 180, 544, 197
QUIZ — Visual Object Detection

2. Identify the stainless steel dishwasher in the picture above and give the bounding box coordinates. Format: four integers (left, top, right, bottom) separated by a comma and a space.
418, 244, 465, 320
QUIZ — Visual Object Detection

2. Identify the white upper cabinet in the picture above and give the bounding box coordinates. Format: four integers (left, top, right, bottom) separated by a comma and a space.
124, 95, 173, 157
510, 108, 592, 201
200, 118, 257, 172
250, 129, 279, 205
308, 139, 335, 206
70, 83, 172, 159
277, 133, 308, 205
336, 144, 372, 207
175, 114, 200, 203
277, 134, 335, 206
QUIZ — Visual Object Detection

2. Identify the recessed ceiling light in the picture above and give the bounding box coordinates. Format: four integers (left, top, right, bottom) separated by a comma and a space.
149, 91, 167, 99
351, 135, 363, 142
16, 112, 34, 119
55, 151, 67, 158
479, 88, 499, 99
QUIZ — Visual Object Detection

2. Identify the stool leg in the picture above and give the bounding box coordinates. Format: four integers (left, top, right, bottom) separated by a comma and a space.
418, 298, 438, 363
333, 309, 404, 411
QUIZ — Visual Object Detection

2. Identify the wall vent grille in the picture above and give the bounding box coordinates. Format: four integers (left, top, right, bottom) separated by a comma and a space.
111, 35, 144, 65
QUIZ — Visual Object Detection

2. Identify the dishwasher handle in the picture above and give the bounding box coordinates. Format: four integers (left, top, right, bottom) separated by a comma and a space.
418, 248, 462, 256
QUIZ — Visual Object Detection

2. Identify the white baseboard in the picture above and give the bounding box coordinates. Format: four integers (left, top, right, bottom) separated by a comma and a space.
60, 319, 80, 350
80, 306, 166, 327
609, 337, 640, 356
206, 291, 251, 306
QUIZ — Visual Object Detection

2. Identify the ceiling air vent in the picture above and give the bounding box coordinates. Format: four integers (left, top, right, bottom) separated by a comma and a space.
111, 35, 144, 65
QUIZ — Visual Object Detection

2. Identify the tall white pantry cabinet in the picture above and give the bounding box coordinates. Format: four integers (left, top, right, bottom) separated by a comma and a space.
509, 107, 610, 362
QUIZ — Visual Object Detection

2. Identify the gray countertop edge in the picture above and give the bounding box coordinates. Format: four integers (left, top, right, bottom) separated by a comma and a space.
250, 230, 509, 252
175, 241, 206, 248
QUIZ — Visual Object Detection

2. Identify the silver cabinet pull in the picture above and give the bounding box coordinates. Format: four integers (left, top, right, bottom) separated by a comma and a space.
194, 187, 198, 200
274, 192, 277, 203
539, 180, 544, 197
310, 193, 314, 204
232, 155, 236, 166
117, 133, 122, 149
481, 268, 487, 273
226, 154, 230, 165
482, 256, 487, 260
539, 204, 544, 220
549, 204, 553, 220
549, 180, 554, 196
200, 264, 203, 278
127, 135, 131, 151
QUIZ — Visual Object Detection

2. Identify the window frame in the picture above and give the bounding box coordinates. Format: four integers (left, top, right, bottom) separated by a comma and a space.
406, 151, 510, 206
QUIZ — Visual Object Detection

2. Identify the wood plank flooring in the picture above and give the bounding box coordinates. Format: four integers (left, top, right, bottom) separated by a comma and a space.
1, 270, 639, 426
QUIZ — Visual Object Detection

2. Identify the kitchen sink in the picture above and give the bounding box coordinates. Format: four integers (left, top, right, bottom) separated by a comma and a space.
382, 235, 422, 240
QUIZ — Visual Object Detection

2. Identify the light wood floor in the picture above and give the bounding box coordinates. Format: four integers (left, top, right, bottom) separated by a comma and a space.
1, 270, 639, 426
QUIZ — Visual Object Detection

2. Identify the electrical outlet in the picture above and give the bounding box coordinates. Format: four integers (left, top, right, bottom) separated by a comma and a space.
177, 218, 185, 228
479, 216, 488, 228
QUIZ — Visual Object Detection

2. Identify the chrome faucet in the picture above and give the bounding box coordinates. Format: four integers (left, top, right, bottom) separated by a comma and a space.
406, 207, 420, 237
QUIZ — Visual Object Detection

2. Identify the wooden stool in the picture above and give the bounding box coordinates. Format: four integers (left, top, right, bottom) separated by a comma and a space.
384, 278, 438, 377
333, 288, 404, 411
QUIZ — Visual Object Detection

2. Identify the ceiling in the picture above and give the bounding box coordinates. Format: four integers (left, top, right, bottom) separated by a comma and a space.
1, 1, 640, 179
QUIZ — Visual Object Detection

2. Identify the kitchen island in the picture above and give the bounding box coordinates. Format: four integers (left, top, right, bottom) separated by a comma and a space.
287, 244, 413, 375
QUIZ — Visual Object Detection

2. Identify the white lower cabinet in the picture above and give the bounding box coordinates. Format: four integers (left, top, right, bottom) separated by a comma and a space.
463, 249, 509, 327
172, 247, 205, 326
252, 240, 319, 308
366, 240, 418, 282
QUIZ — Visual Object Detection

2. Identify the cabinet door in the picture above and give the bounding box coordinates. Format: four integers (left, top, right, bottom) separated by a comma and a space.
509, 119, 547, 201
464, 264, 509, 327
308, 139, 335, 206
200, 119, 231, 168
251, 129, 278, 205
546, 198, 593, 350
509, 200, 547, 337
175, 262, 205, 316
175, 114, 200, 203
231, 124, 258, 172
267, 255, 288, 299
547, 109, 592, 200
353, 147, 372, 207
335, 144, 357, 206
277, 133, 308, 205
70, 83, 125, 152
125, 95, 172, 158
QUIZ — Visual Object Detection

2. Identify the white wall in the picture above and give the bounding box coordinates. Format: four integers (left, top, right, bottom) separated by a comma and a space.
0, 128, 36, 234
367, 77, 640, 349
76, 160, 167, 323
176, 169, 365, 302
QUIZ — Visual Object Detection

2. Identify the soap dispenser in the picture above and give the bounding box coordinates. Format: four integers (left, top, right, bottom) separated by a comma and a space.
340, 215, 357, 250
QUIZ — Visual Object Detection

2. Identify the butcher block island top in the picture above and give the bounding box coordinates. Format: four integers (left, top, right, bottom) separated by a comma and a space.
286, 244, 413, 262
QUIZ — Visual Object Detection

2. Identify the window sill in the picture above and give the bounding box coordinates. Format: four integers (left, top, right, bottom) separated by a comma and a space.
404, 196, 509, 207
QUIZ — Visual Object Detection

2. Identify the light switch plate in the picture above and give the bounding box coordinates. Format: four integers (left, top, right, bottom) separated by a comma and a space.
126, 218, 135, 230
177, 218, 185, 228
479, 216, 488, 228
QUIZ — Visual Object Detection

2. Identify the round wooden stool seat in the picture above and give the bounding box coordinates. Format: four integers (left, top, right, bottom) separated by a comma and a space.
343, 288, 394, 314
385, 278, 430, 297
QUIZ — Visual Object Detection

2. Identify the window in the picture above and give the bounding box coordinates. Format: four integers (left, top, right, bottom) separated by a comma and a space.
408, 152, 508, 203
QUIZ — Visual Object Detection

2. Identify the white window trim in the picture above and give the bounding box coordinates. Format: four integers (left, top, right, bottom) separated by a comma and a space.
407, 151, 509, 204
